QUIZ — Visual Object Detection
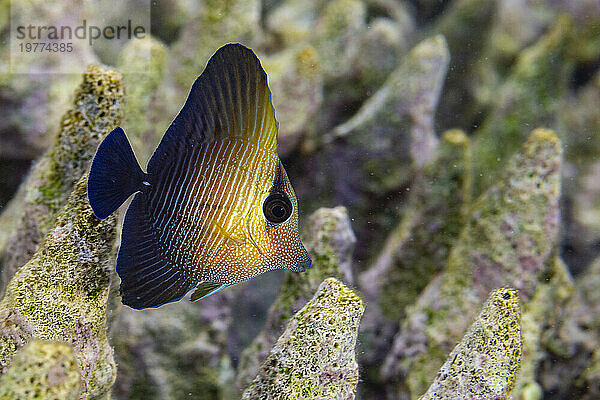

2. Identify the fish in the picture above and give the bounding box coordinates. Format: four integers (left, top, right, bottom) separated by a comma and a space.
87, 43, 311, 310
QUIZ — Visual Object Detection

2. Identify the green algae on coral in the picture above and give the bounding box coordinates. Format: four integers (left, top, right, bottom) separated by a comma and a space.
471, 16, 572, 195
0, 340, 80, 399
0, 176, 117, 398
236, 206, 356, 389
361, 129, 471, 321
0, 65, 124, 290
383, 128, 562, 397
419, 288, 522, 399
262, 45, 323, 156
512, 255, 574, 398
356, 129, 471, 380
326, 34, 449, 192
242, 278, 364, 399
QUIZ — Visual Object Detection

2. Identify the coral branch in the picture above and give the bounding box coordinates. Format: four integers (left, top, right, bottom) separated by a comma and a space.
0, 65, 124, 290
242, 278, 364, 399
0, 176, 117, 398
0, 340, 80, 399
419, 288, 522, 399
237, 206, 356, 389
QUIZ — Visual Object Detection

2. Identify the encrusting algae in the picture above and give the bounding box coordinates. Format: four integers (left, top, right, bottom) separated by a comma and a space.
383, 128, 561, 397
0, 340, 80, 400
242, 278, 364, 399
419, 288, 522, 399
471, 16, 572, 194
0, 65, 124, 291
0, 176, 117, 399
236, 206, 356, 389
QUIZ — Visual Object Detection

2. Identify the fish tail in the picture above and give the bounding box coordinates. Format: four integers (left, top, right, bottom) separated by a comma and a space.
87, 127, 146, 219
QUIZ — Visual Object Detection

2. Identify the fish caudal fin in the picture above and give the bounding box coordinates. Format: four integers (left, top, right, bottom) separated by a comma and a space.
118, 194, 196, 309
87, 127, 146, 219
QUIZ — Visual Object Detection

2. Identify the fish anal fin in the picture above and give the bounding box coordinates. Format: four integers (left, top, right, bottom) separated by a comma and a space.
191, 282, 228, 302
117, 194, 195, 310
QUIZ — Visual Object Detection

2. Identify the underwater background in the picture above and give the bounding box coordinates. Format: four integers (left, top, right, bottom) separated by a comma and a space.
0, 0, 599, 399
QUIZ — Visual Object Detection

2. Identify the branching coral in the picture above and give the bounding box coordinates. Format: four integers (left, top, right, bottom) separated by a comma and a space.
419, 288, 522, 399
242, 278, 364, 399
0, 176, 117, 398
0, 340, 80, 399
0, 65, 124, 290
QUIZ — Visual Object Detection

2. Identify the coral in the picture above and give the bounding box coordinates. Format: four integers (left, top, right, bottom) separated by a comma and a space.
236, 206, 356, 389
329, 34, 449, 191
117, 35, 169, 161
0, 340, 80, 399
512, 255, 574, 398
562, 71, 600, 242
0, 65, 124, 289
295, 35, 449, 264
265, 0, 321, 47
419, 288, 522, 399
168, 0, 261, 106
313, 0, 366, 80
241, 278, 364, 399
471, 16, 572, 194
262, 45, 323, 156
354, 17, 410, 90
362, 129, 471, 320
383, 129, 562, 397
0, 176, 118, 398
357, 130, 471, 371
110, 291, 236, 400
266, 0, 369, 80
579, 348, 600, 400
535, 255, 600, 397
273, 0, 412, 87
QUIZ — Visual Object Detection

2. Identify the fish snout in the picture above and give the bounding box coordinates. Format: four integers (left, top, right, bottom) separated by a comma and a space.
296, 256, 312, 272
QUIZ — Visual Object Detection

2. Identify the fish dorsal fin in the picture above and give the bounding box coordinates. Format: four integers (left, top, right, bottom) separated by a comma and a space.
148, 43, 278, 174
190, 282, 228, 302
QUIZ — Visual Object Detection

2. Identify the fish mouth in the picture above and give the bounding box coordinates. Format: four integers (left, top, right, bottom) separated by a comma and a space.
296, 257, 312, 272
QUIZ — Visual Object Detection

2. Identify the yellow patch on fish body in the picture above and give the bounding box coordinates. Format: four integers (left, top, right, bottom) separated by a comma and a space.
185, 138, 303, 283
87, 43, 311, 309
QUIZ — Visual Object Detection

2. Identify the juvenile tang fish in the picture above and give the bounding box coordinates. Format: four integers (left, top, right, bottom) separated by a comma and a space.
87, 43, 311, 309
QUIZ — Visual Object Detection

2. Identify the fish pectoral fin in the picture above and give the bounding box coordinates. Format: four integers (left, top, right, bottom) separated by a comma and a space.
190, 282, 229, 302
211, 218, 246, 244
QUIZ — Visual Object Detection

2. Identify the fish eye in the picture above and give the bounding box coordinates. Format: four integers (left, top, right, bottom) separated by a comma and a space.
263, 192, 293, 224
